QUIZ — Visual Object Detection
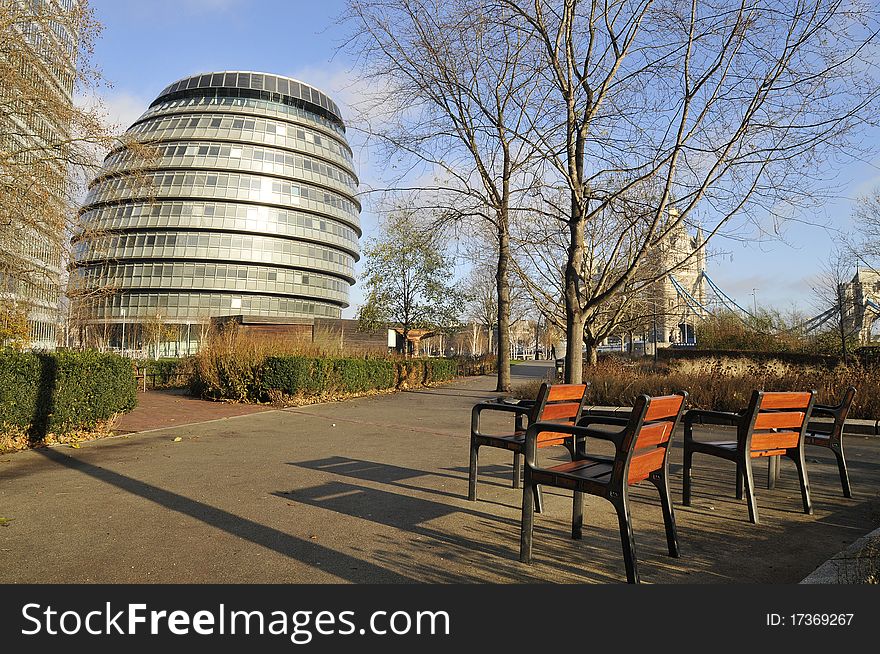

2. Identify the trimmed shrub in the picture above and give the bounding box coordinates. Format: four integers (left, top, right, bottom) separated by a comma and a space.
426, 357, 458, 383
0, 349, 137, 446
138, 357, 192, 388
263, 356, 398, 397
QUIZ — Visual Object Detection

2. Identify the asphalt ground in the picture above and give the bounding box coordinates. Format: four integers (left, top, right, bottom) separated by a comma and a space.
2, 361, 878, 584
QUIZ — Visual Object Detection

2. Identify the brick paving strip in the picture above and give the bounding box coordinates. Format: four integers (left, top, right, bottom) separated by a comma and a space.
112, 388, 274, 434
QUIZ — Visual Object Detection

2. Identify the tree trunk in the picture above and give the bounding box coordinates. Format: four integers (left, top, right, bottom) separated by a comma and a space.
564, 195, 586, 384
583, 330, 599, 368
496, 227, 512, 392
565, 309, 586, 383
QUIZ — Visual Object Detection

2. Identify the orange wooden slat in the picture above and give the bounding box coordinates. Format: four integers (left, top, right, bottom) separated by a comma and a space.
634, 421, 673, 449
750, 448, 787, 458
759, 392, 812, 410
754, 411, 805, 430
537, 430, 570, 446
751, 431, 799, 451
627, 448, 665, 484
540, 402, 581, 421
546, 384, 588, 402
644, 395, 684, 421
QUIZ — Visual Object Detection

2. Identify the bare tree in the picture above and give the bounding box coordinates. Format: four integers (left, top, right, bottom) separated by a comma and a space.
344, 0, 552, 390
499, 0, 880, 382
812, 249, 861, 363
851, 187, 880, 261
0, 0, 117, 346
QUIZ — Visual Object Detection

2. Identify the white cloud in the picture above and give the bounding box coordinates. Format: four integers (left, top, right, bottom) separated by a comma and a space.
101, 91, 150, 133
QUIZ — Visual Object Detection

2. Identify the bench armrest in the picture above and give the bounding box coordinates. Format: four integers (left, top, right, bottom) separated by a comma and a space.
471, 401, 532, 437
522, 421, 625, 465
577, 415, 630, 428
811, 405, 836, 418
684, 409, 741, 428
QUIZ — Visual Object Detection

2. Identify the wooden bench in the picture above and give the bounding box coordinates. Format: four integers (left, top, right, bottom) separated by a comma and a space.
519, 392, 686, 584
683, 390, 816, 524
468, 383, 588, 505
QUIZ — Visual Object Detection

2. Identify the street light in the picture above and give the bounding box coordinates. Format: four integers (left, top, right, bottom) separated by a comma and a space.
120, 308, 126, 357
186, 321, 191, 356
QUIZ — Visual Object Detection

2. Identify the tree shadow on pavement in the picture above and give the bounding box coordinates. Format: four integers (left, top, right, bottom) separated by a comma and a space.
32, 446, 415, 582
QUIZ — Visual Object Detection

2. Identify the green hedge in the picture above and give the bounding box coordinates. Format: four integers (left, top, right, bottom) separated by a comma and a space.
192, 353, 493, 403
137, 357, 192, 388
259, 356, 472, 400
263, 356, 398, 396
0, 349, 137, 440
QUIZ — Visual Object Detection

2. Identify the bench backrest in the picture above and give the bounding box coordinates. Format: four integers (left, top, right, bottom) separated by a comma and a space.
743, 390, 816, 453
620, 393, 687, 484
529, 383, 589, 448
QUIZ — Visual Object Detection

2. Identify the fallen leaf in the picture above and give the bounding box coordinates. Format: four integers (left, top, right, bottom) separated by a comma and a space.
0, 517, 12, 527
69, 443, 81, 449
172, 437, 182, 442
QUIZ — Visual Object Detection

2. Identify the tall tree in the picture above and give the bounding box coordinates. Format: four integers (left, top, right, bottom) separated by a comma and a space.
357, 206, 463, 354
344, 0, 549, 390
1, 0, 112, 345
502, 0, 880, 382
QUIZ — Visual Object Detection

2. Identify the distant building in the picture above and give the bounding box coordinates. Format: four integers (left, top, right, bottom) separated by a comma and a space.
70, 71, 360, 355
841, 268, 880, 343
647, 210, 707, 347
0, 0, 77, 349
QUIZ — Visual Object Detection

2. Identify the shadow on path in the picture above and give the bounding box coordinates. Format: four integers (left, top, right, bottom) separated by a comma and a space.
33, 447, 413, 582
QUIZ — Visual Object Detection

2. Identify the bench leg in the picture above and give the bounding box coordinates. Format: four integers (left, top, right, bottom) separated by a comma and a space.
831, 442, 853, 498
535, 485, 544, 515
791, 448, 812, 515
682, 446, 693, 506
468, 442, 479, 501
766, 455, 779, 490
519, 472, 536, 564
736, 461, 744, 500
613, 494, 639, 584
743, 456, 759, 524
652, 472, 679, 558
512, 451, 522, 489
572, 491, 583, 540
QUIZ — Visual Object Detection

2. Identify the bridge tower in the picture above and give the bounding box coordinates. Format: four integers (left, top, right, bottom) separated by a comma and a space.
648, 210, 707, 347
842, 268, 880, 343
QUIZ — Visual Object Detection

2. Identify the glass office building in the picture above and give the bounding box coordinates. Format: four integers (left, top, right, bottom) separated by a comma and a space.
71, 71, 360, 353
1, 0, 78, 349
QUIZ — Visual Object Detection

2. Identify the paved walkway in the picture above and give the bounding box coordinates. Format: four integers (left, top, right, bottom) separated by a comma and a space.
113, 388, 273, 435
2, 361, 878, 583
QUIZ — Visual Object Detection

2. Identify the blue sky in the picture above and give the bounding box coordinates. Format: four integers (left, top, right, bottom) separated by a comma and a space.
87, 0, 880, 320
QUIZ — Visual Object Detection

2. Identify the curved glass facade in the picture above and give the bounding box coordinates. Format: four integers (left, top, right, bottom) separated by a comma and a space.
71, 71, 360, 342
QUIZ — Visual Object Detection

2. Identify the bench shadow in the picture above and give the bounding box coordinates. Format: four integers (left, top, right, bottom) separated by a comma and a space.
32, 447, 414, 583
273, 479, 620, 583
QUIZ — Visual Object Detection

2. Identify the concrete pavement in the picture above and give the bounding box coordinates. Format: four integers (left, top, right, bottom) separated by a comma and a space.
1, 361, 878, 583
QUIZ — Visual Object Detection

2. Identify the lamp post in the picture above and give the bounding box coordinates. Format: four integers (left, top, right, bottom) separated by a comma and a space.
120, 308, 126, 357
652, 300, 658, 364
186, 321, 191, 356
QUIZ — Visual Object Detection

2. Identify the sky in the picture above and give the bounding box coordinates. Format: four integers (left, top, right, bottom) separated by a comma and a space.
84, 0, 880, 320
